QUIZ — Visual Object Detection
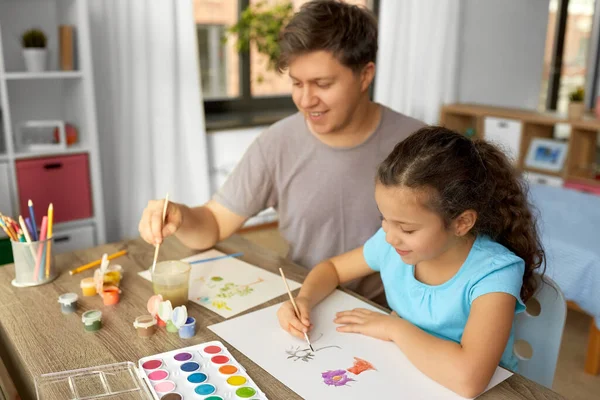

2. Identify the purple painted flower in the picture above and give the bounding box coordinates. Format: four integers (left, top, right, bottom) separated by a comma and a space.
321, 369, 355, 387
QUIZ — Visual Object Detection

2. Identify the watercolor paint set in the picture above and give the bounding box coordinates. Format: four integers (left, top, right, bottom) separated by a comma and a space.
138, 341, 267, 400
34, 341, 267, 400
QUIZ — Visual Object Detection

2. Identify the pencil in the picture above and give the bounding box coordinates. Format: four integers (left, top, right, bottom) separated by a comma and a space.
45, 203, 54, 278
278, 267, 314, 351
69, 249, 128, 275
0, 218, 15, 240
28, 200, 38, 241
33, 216, 48, 282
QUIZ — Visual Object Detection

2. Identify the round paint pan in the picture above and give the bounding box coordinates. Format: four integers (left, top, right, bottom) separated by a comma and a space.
226, 375, 248, 388
210, 355, 229, 365
147, 369, 169, 382
194, 383, 216, 396
141, 359, 163, 370
202, 344, 223, 356
186, 372, 208, 384
180, 361, 200, 373
218, 364, 239, 377
235, 386, 257, 399
153, 380, 176, 394
160, 393, 183, 400
173, 351, 193, 362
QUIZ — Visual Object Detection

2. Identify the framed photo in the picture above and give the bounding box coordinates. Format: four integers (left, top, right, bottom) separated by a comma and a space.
524, 138, 569, 173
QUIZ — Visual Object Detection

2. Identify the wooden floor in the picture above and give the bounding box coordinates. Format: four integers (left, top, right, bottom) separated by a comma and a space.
241, 228, 600, 400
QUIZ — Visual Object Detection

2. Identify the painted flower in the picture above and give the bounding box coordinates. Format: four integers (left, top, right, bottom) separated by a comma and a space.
321, 370, 354, 387
347, 357, 376, 375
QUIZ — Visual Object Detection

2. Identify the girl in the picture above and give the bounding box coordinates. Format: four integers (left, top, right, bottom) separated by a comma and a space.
277, 126, 545, 398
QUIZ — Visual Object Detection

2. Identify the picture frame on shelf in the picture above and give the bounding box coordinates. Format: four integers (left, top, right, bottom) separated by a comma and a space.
16, 120, 66, 152
524, 138, 569, 173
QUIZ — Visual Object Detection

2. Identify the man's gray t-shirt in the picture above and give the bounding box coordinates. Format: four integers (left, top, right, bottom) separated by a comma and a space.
214, 105, 424, 272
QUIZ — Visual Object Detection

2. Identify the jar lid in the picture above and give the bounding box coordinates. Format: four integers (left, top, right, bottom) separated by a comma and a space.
171, 305, 188, 329
82, 310, 102, 324
133, 315, 157, 329
147, 294, 163, 316
58, 293, 78, 305
158, 300, 173, 322
80, 277, 95, 288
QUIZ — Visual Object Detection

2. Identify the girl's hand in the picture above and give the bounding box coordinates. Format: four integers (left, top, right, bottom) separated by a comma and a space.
277, 297, 313, 339
334, 308, 401, 341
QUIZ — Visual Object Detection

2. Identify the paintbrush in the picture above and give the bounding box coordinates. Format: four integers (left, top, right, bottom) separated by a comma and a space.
279, 267, 314, 352
150, 193, 169, 275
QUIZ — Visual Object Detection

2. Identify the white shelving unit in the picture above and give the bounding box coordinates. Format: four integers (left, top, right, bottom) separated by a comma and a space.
0, 0, 105, 249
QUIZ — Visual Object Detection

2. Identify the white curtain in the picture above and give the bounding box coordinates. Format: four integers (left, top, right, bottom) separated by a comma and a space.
89, 0, 210, 242
374, 0, 462, 124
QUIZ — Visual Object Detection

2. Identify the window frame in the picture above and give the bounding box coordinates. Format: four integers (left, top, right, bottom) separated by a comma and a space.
202, 0, 380, 119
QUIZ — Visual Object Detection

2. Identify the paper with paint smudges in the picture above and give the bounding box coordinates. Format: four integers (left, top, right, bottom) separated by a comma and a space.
209, 290, 513, 400
139, 249, 301, 318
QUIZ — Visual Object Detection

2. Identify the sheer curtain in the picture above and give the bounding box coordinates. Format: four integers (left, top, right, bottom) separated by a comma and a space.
374, 0, 461, 124
88, 0, 210, 242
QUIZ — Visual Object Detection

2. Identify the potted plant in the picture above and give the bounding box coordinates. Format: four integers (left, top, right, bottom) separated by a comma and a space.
21, 28, 48, 72
225, 1, 294, 82
568, 86, 585, 120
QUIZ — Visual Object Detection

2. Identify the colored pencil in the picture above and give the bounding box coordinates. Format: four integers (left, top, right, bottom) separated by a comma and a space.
150, 193, 169, 275
0, 218, 15, 240
25, 217, 34, 241
33, 216, 48, 282
69, 249, 128, 275
28, 200, 38, 241
278, 268, 314, 352
45, 203, 54, 278
189, 252, 244, 265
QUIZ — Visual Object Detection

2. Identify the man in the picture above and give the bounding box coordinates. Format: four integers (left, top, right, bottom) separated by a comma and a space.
138, 0, 424, 304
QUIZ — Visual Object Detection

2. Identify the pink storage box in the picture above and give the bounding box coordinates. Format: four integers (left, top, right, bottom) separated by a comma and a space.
564, 179, 600, 196
16, 153, 93, 225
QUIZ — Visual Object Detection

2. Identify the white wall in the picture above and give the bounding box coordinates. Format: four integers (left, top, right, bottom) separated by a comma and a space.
457, 0, 550, 110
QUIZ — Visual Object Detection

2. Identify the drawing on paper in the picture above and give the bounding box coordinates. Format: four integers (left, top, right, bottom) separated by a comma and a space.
286, 345, 342, 362
196, 276, 264, 311
321, 370, 355, 387
347, 357, 376, 375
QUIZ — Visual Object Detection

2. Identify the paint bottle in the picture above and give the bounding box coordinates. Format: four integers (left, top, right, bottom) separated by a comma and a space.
101, 286, 120, 306
166, 320, 179, 333
133, 315, 157, 338
57, 293, 78, 314
80, 277, 97, 296
82, 310, 102, 332
178, 317, 196, 339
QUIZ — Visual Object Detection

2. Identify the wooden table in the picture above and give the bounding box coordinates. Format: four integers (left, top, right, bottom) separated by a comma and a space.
0, 235, 564, 400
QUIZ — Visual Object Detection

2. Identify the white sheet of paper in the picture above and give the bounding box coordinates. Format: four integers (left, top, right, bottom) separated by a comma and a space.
138, 250, 301, 318
209, 290, 513, 400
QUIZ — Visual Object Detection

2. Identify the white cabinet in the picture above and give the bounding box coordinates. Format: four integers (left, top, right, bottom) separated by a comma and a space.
52, 224, 95, 254
484, 117, 523, 164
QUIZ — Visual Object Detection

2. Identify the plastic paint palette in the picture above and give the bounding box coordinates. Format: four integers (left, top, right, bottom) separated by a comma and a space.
139, 341, 267, 400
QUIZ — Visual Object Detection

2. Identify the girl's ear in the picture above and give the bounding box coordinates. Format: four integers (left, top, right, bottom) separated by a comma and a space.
453, 210, 477, 237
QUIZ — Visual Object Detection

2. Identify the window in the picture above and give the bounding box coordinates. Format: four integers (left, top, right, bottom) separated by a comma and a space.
193, 0, 379, 121
539, 0, 596, 113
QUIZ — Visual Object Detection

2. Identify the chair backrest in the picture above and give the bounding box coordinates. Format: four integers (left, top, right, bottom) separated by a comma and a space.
513, 274, 566, 389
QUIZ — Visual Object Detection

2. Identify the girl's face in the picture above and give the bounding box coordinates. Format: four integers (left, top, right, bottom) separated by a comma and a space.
375, 183, 461, 266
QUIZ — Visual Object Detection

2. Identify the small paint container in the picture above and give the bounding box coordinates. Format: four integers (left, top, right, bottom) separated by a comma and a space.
101, 285, 120, 305
80, 277, 97, 296
133, 315, 157, 338
57, 293, 78, 314
166, 320, 178, 333
156, 315, 167, 327
178, 317, 196, 339
82, 310, 102, 332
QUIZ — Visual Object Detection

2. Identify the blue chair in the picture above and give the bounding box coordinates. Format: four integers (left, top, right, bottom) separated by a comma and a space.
513, 274, 567, 388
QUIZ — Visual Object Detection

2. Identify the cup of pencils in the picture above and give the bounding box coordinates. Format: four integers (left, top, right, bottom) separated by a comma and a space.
1, 202, 58, 287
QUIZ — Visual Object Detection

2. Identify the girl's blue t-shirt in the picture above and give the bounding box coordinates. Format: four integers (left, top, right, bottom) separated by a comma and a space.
363, 228, 526, 371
